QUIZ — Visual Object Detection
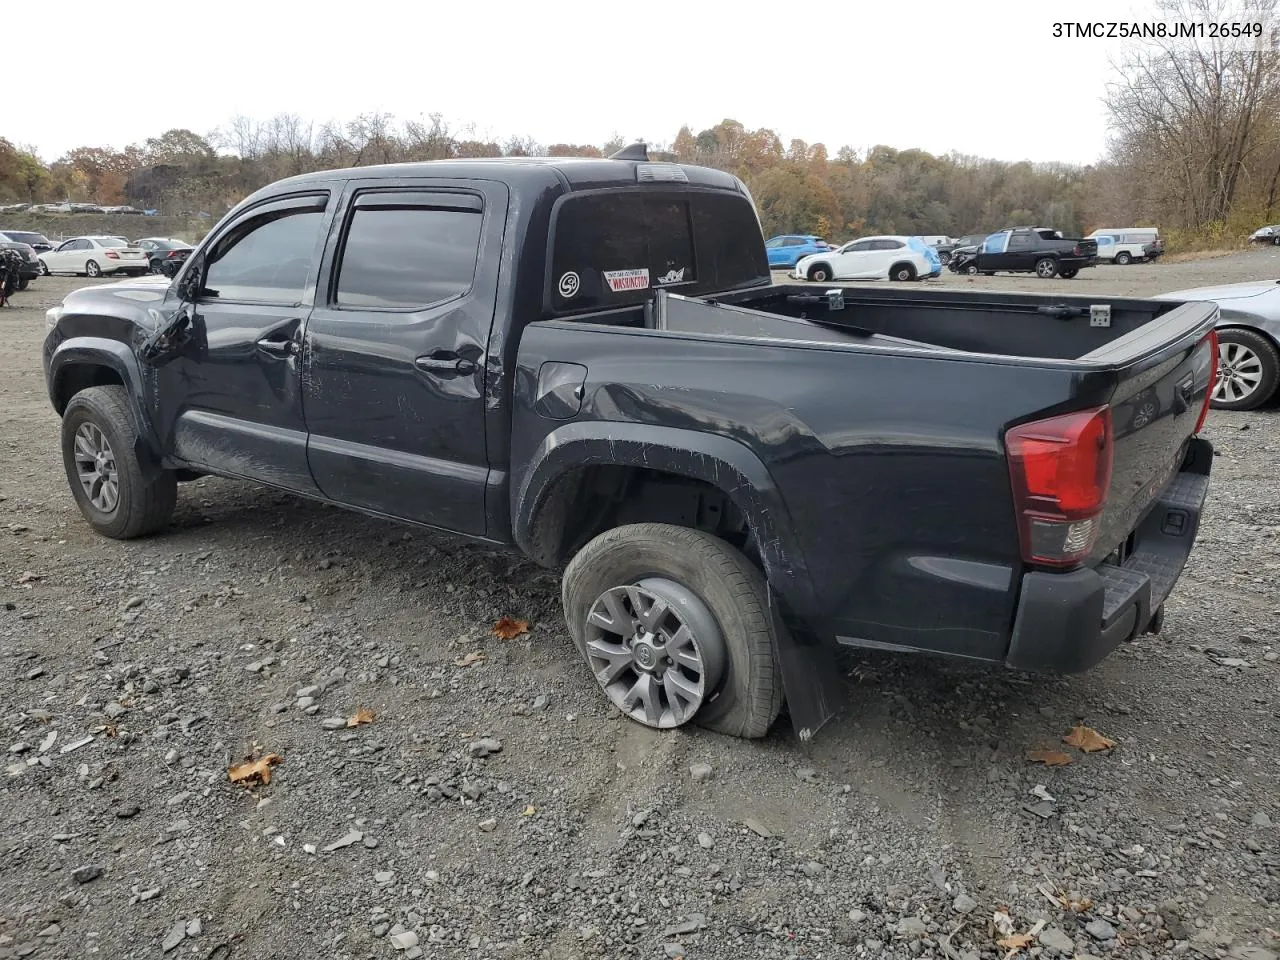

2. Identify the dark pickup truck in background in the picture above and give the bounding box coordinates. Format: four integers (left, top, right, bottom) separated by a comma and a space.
956, 227, 1099, 278
42, 147, 1218, 742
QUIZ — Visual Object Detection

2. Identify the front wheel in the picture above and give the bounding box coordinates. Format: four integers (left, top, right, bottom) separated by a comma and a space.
40, 261, 50, 276
1034, 257, 1059, 279
85, 260, 102, 278
60, 386, 177, 539
965, 264, 980, 276
1212, 329, 1280, 410
17, 278, 30, 291
561, 523, 784, 739
1115, 251, 1132, 265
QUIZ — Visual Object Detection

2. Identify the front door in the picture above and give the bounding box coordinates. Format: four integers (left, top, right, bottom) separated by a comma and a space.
150, 189, 337, 493
301, 178, 507, 537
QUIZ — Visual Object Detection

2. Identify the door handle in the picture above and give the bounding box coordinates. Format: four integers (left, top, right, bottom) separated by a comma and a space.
416, 355, 477, 376
257, 338, 298, 357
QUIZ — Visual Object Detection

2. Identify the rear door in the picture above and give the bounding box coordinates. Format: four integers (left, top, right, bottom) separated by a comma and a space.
301, 177, 506, 537
1005, 231, 1037, 269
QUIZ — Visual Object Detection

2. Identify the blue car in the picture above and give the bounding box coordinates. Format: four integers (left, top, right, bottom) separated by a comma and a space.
766, 234, 832, 268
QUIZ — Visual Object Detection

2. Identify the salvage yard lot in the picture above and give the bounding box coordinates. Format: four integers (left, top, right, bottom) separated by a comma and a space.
1, 253, 1278, 960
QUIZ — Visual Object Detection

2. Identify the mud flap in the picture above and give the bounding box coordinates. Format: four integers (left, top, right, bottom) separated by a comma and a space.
769, 586, 842, 742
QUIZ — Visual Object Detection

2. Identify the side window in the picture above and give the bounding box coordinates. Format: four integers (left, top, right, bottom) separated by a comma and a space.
875, 239, 905, 250
782, 237, 805, 247
203, 206, 325, 304
1008, 233, 1034, 250
335, 203, 483, 310
847, 240, 874, 252
72, 239, 91, 251
765, 238, 784, 248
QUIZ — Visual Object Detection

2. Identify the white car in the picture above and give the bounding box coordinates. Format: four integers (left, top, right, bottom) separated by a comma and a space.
793, 235, 934, 282
39, 236, 150, 278
1086, 227, 1162, 264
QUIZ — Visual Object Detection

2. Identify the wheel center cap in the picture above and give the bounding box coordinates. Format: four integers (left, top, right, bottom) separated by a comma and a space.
632, 640, 658, 670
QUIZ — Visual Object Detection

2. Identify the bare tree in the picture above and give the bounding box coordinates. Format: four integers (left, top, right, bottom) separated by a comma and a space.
1104, 0, 1280, 230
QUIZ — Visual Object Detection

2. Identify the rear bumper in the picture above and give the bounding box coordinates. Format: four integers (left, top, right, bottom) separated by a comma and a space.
1004, 435, 1212, 673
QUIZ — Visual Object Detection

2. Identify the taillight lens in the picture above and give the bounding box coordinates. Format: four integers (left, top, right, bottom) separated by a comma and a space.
105, 250, 119, 259
1194, 329, 1218, 435
1006, 406, 1113, 568
1073, 244, 1081, 255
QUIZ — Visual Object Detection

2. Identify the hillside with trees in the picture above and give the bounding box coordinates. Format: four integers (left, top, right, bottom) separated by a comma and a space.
3, 0, 1277, 249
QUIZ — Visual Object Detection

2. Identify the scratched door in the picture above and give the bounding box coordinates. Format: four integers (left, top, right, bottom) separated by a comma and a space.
300, 178, 508, 536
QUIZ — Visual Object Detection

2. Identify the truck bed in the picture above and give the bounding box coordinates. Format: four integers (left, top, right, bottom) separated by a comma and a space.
516, 282, 1218, 667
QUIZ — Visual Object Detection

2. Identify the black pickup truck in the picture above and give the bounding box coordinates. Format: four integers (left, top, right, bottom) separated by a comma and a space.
958, 227, 1099, 279
42, 147, 1219, 741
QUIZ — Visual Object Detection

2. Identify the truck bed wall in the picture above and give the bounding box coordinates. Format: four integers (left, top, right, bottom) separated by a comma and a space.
511, 318, 1111, 663
717, 285, 1178, 360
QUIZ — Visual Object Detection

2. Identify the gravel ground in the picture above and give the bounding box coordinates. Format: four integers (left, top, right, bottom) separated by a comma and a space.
2, 254, 1278, 960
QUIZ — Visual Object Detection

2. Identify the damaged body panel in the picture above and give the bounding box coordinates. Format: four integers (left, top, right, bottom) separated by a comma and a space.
42, 150, 1218, 743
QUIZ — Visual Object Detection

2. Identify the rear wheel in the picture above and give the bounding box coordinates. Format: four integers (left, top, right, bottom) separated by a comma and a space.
85, 260, 102, 278
807, 263, 832, 282
1212, 329, 1280, 410
889, 262, 917, 282
1059, 268, 1078, 279
1034, 257, 1059, 279
1115, 251, 1132, 265
60, 386, 177, 538
562, 523, 784, 739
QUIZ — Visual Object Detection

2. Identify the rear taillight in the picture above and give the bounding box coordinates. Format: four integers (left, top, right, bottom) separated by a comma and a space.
1194, 329, 1218, 434
1073, 244, 1081, 255
1006, 406, 1113, 568
105, 250, 119, 259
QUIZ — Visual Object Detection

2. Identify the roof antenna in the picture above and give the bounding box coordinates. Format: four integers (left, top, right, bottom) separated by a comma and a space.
610, 141, 649, 161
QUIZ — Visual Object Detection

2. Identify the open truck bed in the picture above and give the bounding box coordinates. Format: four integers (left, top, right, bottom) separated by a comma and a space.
514, 280, 1218, 720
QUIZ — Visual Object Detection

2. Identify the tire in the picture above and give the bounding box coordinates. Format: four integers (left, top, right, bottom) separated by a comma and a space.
85, 260, 102, 277
939, 252, 952, 265
889, 262, 917, 282
1273, 236, 1280, 247
806, 263, 832, 283
60, 385, 177, 539
561, 523, 784, 739
1212, 329, 1280, 411
965, 264, 980, 276
40, 260, 50, 276
17, 278, 30, 291
149, 260, 164, 274
1034, 257, 1059, 279
1115, 251, 1132, 265
1059, 269, 1078, 279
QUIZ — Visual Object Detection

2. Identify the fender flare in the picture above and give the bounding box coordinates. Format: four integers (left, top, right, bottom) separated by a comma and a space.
48, 337, 164, 479
511, 420, 814, 618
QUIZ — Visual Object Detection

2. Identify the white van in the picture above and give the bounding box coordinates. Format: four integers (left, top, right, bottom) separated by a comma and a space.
1087, 227, 1162, 265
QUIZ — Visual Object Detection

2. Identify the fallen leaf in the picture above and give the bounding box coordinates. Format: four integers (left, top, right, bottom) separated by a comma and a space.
454, 651, 486, 667
1063, 724, 1117, 753
228, 753, 283, 787
1026, 749, 1073, 767
492, 616, 530, 640
1066, 896, 1093, 912
346, 706, 375, 728
992, 909, 1016, 937
521, 805, 536, 816
997, 933, 1033, 951
103, 724, 119, 739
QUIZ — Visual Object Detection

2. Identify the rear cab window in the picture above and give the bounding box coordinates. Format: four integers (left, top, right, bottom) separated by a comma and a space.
548, 188, 769, 314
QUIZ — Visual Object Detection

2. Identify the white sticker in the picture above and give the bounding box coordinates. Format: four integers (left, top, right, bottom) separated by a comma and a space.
655, 268, 686, 285
558, 271, 580, 298
602, 268, 650, 293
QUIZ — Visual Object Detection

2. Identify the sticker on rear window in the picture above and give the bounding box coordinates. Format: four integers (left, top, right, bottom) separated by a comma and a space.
655, 268, 687, 285
557, 271, 580, 298
603, 268, 650, 292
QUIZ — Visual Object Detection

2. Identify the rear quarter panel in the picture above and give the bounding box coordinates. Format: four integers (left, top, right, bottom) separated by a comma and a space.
512, 321, 1096, 663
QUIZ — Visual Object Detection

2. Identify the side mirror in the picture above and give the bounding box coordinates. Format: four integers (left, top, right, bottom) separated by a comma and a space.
175, 256, 204, 301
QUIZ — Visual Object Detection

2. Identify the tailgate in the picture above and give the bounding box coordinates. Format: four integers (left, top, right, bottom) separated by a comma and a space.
1075, 238, 1098, 257
1087, 312, 1217, 563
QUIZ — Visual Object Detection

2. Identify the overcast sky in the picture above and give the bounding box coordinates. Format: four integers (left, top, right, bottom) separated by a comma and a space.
12, 0, 1171, 166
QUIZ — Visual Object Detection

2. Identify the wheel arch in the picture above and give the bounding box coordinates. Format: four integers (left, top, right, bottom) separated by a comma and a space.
48, 338, 164, 478
511, 421, 814, 618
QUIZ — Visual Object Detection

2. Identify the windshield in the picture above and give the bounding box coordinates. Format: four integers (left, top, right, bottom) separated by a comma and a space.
548, 188, 769, 314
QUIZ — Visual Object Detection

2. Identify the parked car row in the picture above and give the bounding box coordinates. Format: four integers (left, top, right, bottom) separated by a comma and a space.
34, 236, 194, 278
